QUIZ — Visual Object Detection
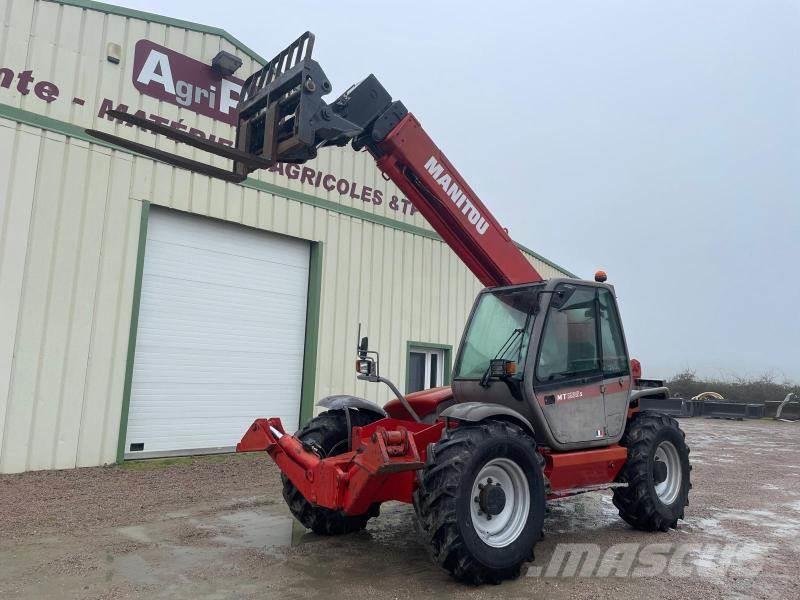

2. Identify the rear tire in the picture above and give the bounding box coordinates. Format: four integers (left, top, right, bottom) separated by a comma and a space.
282, 409, 382, 535
612, 411, 692, 531
413, 420, 545, 584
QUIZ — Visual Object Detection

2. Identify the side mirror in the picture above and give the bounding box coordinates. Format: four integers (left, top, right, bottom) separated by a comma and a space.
358, 336, 369, 359
489, 359, 517, 379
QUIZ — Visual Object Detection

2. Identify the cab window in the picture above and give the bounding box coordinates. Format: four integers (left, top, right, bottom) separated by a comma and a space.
536, 286, 600, 382
598, 288, 629, 376
455, 286, 541, 379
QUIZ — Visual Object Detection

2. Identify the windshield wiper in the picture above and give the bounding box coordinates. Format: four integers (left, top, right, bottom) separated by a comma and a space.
478, 296, 539, 388
479, 327, 525, 388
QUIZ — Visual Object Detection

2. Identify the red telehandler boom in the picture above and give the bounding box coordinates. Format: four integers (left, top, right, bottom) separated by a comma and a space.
89, 32, 691, 584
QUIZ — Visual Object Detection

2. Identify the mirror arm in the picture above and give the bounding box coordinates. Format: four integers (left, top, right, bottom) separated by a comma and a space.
357, 374, 421, 423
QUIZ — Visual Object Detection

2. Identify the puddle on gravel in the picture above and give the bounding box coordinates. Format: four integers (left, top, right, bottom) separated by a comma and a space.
117, 525, 155, 544
115, 505, 303, 555
211, 510, 295, 554
712, 508, 800, 539
545, 492, 623, 533
685, 504, 800, 560
109, 507, 304, 586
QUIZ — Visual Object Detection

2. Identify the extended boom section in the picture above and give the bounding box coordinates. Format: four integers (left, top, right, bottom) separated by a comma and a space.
372, 115, 541, 287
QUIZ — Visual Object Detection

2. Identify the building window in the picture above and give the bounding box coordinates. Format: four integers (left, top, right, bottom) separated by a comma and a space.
406, 343, 452, 394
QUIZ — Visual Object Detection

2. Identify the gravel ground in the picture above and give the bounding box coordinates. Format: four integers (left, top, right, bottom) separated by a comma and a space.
1, 418, 798, 599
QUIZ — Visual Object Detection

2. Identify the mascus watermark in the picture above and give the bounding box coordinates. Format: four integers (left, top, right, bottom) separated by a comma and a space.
527, 543, 765, 578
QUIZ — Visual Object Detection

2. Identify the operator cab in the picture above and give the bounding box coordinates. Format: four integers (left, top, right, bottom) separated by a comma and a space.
452, 277, 632, 452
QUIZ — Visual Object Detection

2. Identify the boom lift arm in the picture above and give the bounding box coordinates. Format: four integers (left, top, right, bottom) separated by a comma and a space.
88, 32, 541, 288
365, 112, 541, 287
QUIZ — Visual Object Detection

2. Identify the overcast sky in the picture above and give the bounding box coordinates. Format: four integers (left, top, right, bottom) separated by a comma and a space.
116, 0, 800, 382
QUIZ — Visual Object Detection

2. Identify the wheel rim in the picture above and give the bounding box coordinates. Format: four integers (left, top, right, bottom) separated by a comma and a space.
469, 457, 530, 548
653, 441, 682, 505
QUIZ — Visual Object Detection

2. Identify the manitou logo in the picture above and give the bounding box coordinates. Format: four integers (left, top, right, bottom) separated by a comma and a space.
132, 40, 243, 125
424, 156, 489, 235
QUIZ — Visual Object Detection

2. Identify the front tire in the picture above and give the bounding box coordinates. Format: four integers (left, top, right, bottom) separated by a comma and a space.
282, 409, 382, 535
413, 420, 545, 584
612, 411, 692, 531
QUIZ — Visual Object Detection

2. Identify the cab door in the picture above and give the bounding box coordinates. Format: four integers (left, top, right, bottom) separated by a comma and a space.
533, 284, 607, 444
597, 288, 632, 439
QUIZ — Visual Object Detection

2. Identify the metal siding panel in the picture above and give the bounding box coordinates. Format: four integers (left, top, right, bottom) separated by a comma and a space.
164, 22, 186, 54
191, 172, 212, 216
97, 13, 128, 124
315, 211, 337, 400
76, 151, 134, 468
430, 241, 442, 341
129, 158, 153, 211
47, 11, 81, 124
330, 216, 350, 394
76, 10, 105, 130
1, 3, 34, 109
397, 230, 413, 382
345, 218, 365, 398
151, 163, 175, 208
271, 193, 288, 236
352, 221, 373, 400
241, 186, 258, 229
357, 149, 376, 217
224, 180, 244, 223
53, 146, 112, 469
58, 3, 82, 53
0, 123, 41, 470
101, 196, 139, 463
339, 147, 355, 210
377, 225, 396, 401
1, 134, 65, 473
26, 140, 88, 470
170, 168, 191, 212
298, 202, 314, 241
256, 186, 273, 231
22, 2, 57, 117
286, 198, 301, 239
413, 237, 425, 346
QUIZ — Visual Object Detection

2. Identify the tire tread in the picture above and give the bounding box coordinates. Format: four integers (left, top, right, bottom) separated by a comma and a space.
413, 420, 541, 584
612, 411, 692, 532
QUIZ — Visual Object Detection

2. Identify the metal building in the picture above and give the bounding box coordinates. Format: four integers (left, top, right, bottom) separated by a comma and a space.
0, 0, 573, 473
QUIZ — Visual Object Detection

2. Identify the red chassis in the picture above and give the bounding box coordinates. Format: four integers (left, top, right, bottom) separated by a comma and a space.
237, 389, 629, 515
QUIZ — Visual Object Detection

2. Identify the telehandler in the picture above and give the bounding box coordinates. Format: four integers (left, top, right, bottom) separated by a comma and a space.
88, 32, 691, 584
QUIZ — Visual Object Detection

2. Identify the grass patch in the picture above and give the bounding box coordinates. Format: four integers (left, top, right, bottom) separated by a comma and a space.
119, 453, 233, 471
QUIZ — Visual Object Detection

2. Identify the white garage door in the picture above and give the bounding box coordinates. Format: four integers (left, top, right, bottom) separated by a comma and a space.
125, 207, 310, 457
